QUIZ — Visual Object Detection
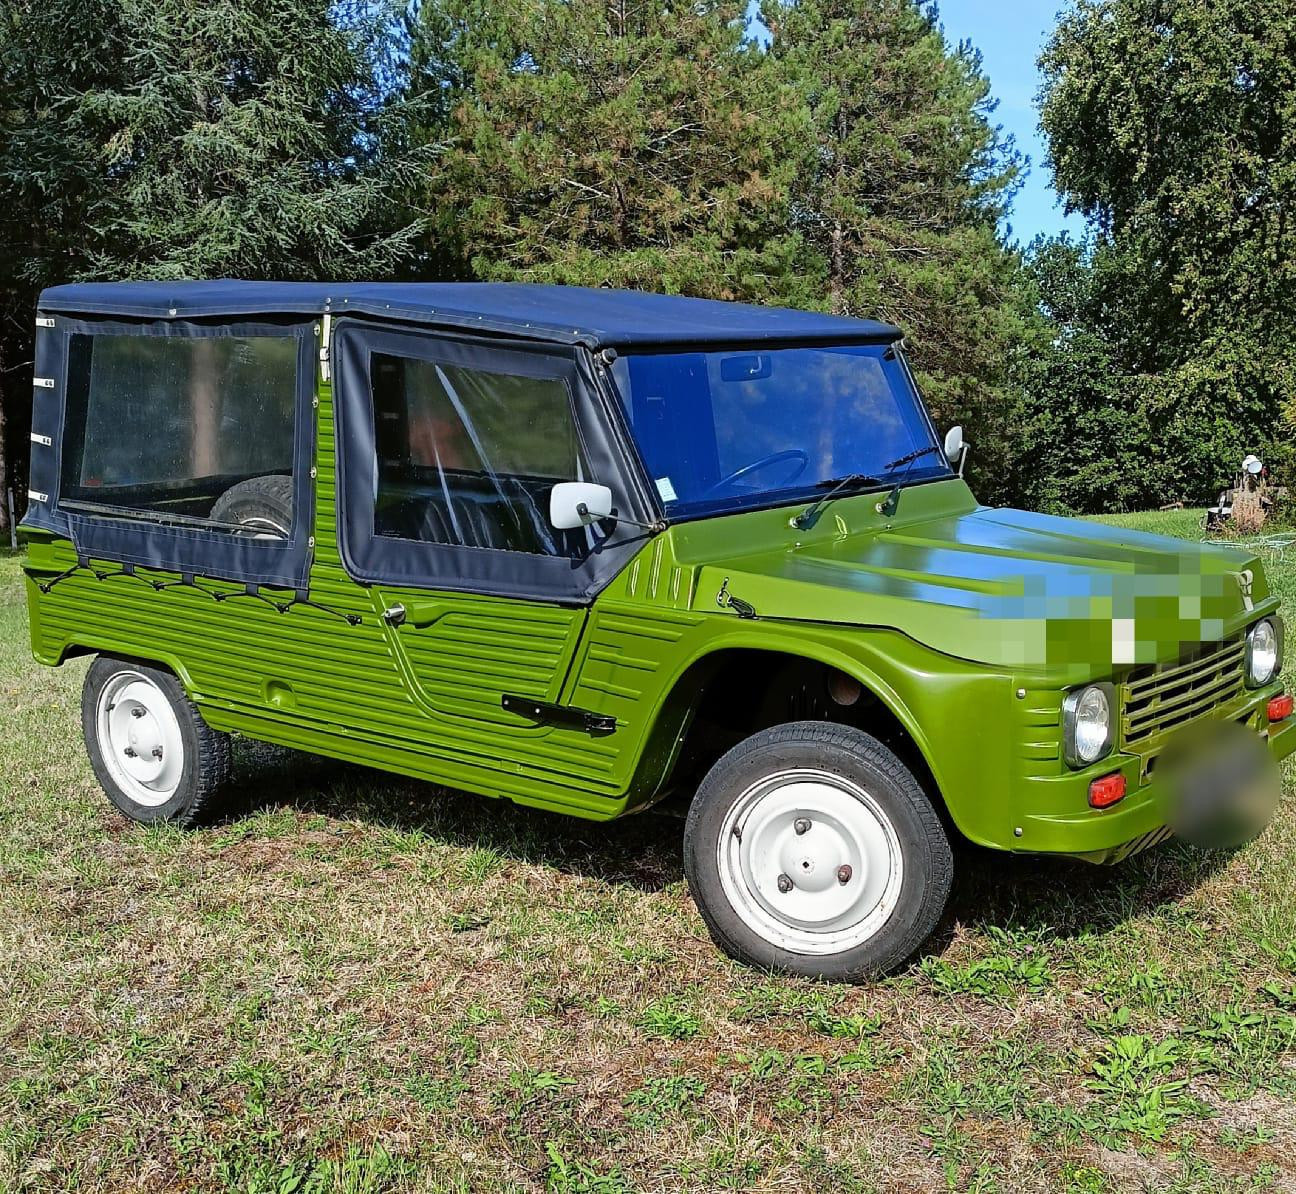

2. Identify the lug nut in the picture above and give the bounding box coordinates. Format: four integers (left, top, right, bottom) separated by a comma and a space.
152, 746, 164, 760
123, 747, 137, 758
837, 864, 853, 884
130, 707, 145, 719
777, 873, 793, 894
794, 817, 811, 835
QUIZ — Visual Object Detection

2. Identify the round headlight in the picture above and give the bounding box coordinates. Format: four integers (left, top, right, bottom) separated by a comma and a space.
1247, 618, 1279, 686
1064, 683, 1114, 767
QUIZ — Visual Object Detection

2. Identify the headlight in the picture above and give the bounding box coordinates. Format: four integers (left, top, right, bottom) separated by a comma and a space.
1246, 618, 1282, 687
1063, 682, 1115, 768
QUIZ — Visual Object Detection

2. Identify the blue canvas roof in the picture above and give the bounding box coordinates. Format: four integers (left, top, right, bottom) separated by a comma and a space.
37, 280, 901, 349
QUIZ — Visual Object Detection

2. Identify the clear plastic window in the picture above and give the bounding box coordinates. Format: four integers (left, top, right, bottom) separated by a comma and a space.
371, 353, 592, 555
61, 333, 298, 531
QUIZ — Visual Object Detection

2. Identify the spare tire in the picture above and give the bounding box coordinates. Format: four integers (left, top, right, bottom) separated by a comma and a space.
210, 475, 293, 539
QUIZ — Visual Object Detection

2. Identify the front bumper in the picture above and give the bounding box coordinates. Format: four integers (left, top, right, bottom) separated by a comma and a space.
1014, 698, 1296, 864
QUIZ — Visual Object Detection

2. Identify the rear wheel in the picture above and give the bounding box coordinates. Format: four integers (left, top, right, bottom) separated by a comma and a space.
684, 721, 953, 981
82, 657, 233, 826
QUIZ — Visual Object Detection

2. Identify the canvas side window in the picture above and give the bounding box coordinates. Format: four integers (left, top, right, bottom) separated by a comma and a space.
60, 333, 298, 532
371, 352, 592, 556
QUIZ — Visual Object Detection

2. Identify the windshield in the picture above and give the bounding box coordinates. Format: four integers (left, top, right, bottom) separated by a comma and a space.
609, 342, 949, 518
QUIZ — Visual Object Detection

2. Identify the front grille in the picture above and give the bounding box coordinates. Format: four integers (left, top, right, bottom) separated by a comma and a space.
1121, 637, 1246, 748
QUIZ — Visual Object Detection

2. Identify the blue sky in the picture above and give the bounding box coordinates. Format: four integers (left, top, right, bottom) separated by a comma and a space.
934, 0, 1087, 245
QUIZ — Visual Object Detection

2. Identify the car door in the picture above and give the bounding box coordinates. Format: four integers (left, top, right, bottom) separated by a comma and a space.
330, 320, 651, 748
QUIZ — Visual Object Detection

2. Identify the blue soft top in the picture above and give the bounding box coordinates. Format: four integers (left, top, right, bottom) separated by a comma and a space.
37, 280, 900, 349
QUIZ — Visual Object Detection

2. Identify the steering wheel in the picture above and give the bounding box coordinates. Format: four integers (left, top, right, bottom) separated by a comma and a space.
701, 449, 810, 498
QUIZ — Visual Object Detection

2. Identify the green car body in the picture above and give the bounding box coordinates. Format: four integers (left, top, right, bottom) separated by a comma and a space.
23, 380, 1294, 857
19, 281, 1294, 976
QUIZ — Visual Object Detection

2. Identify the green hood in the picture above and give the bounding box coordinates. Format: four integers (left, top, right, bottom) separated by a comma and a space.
676, 481, 1269, 674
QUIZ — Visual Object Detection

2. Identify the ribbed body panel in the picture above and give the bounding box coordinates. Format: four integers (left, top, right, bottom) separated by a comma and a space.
24, 380, 637, 816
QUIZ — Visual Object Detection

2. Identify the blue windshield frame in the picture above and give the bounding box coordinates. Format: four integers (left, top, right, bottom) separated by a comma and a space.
609, 341, 951, 521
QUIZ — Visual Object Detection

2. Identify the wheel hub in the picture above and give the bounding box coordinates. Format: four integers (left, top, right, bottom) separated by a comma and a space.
96, 673, 185, 808
717, 769, 903, 955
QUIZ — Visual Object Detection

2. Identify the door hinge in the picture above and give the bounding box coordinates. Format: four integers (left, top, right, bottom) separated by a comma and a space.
501, 694, 617, 735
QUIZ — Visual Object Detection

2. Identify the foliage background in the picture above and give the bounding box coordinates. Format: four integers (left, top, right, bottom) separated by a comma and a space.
1, 0, 1291, 526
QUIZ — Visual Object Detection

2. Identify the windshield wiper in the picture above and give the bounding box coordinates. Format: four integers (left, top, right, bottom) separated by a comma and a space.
790, 473, 880, 530
883, 444, 942, 473
877, 444, 944, 516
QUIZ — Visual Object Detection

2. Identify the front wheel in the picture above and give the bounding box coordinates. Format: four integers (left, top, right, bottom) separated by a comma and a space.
82, 657, 233, 826
684, 722, 953, 981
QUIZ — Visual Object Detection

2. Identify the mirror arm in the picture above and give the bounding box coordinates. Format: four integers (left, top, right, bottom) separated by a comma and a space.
576, 502, 669, 535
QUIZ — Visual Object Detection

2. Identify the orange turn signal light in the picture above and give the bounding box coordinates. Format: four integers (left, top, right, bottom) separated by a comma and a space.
1088, 772, 1127, 810
1268, 694, 1293, 723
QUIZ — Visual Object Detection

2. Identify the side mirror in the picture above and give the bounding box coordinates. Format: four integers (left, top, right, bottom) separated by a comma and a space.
943, 425, 964, 465
550, 481, 614, 530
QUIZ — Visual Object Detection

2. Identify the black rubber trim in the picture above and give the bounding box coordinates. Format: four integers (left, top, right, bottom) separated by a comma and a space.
501, 693, 617, 736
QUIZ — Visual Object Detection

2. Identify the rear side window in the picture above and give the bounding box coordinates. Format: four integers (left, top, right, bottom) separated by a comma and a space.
60, 333, 298, 530
371, 352, 592, 556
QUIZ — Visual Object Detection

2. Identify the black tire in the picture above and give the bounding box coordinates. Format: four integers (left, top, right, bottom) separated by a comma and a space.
81, 657, 234, 827
684, 721, 953, 982
210, 474, 293, 537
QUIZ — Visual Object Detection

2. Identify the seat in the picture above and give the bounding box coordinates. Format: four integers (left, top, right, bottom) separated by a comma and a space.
376, 477, 577, 557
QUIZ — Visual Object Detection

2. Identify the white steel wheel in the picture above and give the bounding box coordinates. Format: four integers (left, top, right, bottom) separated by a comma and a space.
684, 721, 953, 982
81, 656, 234, 826
95, 671, 187, 807
717, 768, 904, 955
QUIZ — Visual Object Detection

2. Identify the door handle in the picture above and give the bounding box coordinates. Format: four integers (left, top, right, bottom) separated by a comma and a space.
379, 600, 447, 629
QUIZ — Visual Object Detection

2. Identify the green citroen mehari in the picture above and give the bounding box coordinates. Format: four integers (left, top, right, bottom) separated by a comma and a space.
20, 281, 1293, 980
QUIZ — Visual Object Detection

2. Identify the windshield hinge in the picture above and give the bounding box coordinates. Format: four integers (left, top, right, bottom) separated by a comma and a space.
318, 312, 332, 382
716, 577, 758, 620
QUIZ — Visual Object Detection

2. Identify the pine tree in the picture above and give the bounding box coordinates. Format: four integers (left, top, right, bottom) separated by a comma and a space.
409, 0, 802, 300
761, 0, 1025, 432
0, 0, 420, 531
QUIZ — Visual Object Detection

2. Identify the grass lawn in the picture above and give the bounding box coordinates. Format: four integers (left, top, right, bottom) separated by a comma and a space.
2, 514, 1296, 1193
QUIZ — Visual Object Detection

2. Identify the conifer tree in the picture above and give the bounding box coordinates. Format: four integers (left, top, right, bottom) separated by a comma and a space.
761, 0, 1026, 429
0, 0, 419, 530
410, 0, 802, 299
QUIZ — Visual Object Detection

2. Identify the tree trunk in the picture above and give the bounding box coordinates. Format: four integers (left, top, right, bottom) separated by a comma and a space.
0, 369, 9, 539
189, 339, 221, 476
830, 220, 845, 316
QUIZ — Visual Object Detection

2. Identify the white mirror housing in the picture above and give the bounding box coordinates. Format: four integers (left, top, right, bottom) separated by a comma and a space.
550, 481, 614, 530
944, 425, 964, 465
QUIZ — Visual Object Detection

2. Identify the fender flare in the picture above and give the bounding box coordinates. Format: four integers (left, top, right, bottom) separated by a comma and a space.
631, 626, 951, 810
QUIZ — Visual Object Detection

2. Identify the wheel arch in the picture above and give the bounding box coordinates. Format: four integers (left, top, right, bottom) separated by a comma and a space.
52, 639, 198, 693
630, 632, 951, 820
